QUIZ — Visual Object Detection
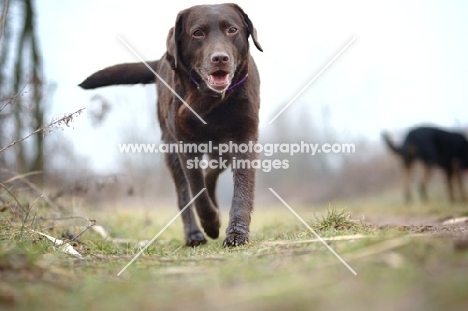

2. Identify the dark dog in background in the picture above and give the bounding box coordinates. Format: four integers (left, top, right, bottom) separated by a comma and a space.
382, 126, 468, 203
80, 4, 263, 246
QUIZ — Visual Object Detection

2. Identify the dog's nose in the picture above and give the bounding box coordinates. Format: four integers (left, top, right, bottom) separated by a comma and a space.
211, 52, 229, 64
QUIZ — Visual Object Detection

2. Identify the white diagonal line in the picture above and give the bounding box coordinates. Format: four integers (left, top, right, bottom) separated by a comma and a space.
268, 188, 357, 275
268, 37, 356, 124
117, 188, 206, 276
118, 36, 207, 125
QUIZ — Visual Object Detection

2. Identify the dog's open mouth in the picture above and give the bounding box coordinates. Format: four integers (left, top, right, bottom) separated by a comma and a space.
206, 70, 231, 92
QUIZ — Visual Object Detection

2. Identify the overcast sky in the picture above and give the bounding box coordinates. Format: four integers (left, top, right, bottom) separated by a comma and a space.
34, 0, 468, 170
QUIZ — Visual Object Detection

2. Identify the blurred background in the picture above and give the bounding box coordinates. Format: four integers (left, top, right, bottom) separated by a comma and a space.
1, 0, 467, 207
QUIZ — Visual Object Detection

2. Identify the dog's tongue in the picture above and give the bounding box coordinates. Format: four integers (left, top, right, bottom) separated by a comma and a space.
208, 72, 230, 90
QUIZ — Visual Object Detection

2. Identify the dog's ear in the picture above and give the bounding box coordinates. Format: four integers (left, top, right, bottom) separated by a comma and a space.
166, 11, 185, 69
166, 27, 178, 69
230, 4, 263, 52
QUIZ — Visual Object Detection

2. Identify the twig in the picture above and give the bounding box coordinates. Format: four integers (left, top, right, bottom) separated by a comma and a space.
29, 228, 82, 257
29, 194, 42, 210
0, 82, 28, 113
37, 215, 96, 241
38, 215, 94, 222
1, 170, 42, 184
0, 107, 85, 153
0, 182, 27, 214
262, 234, 367, 246
0, 169, 62, 212
18, 176, 62, 212
90, 254, 225, 263
72, 219, 96, 241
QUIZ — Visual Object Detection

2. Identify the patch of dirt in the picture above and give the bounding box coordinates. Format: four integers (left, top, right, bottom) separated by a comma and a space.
364, 215, 468, 238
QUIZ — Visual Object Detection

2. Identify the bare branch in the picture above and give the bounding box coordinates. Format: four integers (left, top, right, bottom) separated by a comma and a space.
0, 82, 28, 113
0, 107, 85, 153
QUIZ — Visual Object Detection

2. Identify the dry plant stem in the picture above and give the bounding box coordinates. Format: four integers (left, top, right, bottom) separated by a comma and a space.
0, 182, 27, 214
1, 170, 42, 184
38, 215, 96, 241
0, 169, 61, 212
38, 215, 94, 223
29, 194, 43, 210
0, 107, 85, 153
72, 219, 96, 241
0, 182, 35, 234
19, 176, 61, 212
0, 83, 28, 112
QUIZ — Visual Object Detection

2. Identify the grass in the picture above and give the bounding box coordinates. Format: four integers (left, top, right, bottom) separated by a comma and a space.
1, 191, 468, 311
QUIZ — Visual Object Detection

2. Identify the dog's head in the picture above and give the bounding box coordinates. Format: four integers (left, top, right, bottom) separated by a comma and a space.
166, 3, 262, 93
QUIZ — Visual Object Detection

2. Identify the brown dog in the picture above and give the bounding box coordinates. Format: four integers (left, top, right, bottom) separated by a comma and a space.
80, 4, 263, 246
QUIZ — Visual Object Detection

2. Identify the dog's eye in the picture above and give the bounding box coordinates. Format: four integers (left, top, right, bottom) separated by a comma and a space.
228, 27, 238, 34
192, 29, 204, 37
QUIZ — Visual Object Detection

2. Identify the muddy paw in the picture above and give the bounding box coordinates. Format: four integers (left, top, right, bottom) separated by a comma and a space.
200, 213, 221, 239
223, 233, 249, 247
201, 221, 220, 239
186, 231, 207, 247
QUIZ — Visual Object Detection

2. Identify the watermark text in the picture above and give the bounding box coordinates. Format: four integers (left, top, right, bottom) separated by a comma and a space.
118, 141, 355, 156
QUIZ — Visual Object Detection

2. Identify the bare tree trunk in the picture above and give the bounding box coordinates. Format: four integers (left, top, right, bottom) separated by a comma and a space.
4, 0, 44, 177
0, 0, 11, 168
29, 5, 44, 173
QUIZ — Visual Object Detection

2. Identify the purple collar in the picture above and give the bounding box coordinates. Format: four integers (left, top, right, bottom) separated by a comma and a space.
189, 73, 249, 92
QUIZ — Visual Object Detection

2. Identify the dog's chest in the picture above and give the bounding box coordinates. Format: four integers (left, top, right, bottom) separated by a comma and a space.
173, 100, 256, 143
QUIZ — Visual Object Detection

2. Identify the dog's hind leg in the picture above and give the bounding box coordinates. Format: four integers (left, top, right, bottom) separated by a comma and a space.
403, 161, 414, 203
165, 151, 207, 246
419, 165, 432, 202
453, 159, 467, 203
456, 170, 467, 202
444, 170, 455, 203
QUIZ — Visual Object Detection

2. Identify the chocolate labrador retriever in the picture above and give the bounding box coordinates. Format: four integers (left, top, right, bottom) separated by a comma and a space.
80, 4, 263, 247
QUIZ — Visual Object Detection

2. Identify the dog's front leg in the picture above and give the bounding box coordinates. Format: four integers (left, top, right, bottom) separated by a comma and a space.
178, 152, 221, 239
224, 150, 258, 247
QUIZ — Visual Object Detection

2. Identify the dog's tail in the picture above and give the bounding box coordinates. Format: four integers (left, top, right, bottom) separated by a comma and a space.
79, 61, 159, 89
381, 131, 402, 155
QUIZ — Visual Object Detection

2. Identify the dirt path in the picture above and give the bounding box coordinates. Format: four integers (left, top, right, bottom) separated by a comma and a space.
365, 215, 468, 238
